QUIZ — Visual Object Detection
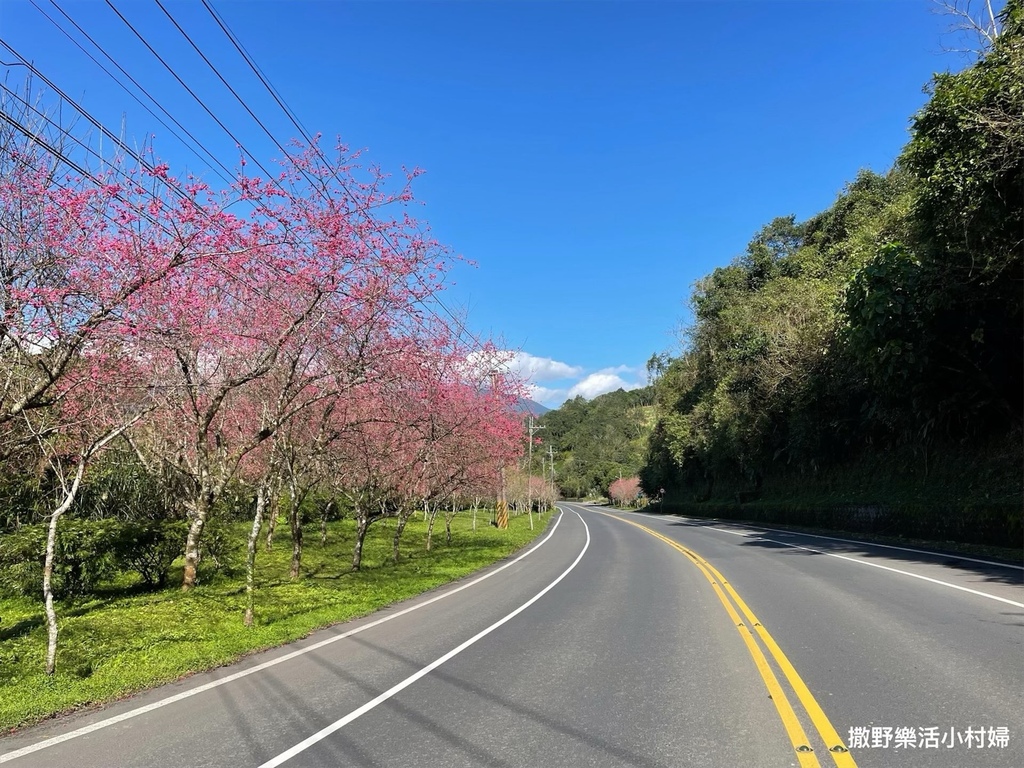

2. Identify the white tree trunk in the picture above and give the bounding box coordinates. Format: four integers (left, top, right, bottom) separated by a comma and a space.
244, 484, 271, 626
43, 460, 87, 676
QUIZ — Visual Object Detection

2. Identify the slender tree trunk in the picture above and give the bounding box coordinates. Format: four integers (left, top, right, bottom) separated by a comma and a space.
182, 492, 211, 590
244, 484, 271, 626
43, 460, 87, 676
264, 509, 279, 550
425, 501, 438, 552
289, 505, 303, 580
352, 512, 369, 571
285, 475, 309, 578
445, 500, 455, 546
320, 499, 332, 546
392, 510, 411, 563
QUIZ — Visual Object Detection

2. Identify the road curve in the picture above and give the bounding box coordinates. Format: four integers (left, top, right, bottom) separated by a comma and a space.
2, 503, 1021, 767
605, 504, 1024, 768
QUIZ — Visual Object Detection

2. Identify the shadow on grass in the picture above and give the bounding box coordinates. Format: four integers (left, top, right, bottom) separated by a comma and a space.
0, 592, 130, 642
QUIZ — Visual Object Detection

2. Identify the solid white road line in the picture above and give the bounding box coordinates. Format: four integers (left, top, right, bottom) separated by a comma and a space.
627, 511, 1023, 607
755, 538, 1024, 608
257, 509, 591, 768
0, 512, 569, 765
684, 516, 1024, 570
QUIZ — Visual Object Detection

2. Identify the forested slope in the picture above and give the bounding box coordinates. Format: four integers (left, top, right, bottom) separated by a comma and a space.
640, 2, 1022, 547
539, 387, 654, 498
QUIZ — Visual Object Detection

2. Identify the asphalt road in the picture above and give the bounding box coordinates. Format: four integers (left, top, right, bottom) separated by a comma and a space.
1, 503, 1021, 767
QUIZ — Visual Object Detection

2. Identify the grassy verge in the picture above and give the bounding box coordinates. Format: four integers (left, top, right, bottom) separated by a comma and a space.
0, 509, 551, 732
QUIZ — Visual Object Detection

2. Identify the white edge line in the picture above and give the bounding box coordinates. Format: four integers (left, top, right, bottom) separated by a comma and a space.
637, 511, 1023, 570
760, 539, 1024, 608
629, 511, 1023, 607
727, 522, 1024, 571
0, 511, 567, 765
257, 509, 591, 768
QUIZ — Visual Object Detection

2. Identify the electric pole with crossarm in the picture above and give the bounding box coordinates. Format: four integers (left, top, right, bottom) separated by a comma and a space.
526, 414, 545, 530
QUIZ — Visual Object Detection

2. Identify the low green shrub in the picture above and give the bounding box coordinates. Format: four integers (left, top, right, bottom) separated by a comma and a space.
0, 518, 191, 597
0, 519, 121, 598
114, 521, 188, 588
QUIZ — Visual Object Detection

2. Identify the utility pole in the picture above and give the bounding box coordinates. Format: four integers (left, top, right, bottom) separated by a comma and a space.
540, 456, 546, 508
496, 465, 508, 529
489, 369, 509, 530
548, 444, 555, 498
526, 415, 545, 530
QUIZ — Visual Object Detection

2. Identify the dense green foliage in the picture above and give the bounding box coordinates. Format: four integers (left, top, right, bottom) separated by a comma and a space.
0, 510, 550, 730
539, 387, 655, 498
0, 519, 187, 597
0, 449, 259, 595
641, 5, 1022, 546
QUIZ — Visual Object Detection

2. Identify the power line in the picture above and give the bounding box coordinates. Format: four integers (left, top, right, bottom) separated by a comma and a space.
183, 0, 474, 344
198, 0, 487, 351
5, 7, 334, 314
1, 94, 435, 367
0, 81, 169, 200
0, 103, 155, 225
153, 0, 303, 187
0, 37, 192, 204
101, 0, 278, 184
0, 77, 394, 324
0, 32, 258, 243
130, 0, 480, 351
199, 0, 313, 161
0, 90, 322, 321
16, 1, 320, 277
0, 43, 297, 323
32, 0, 236, 189
11, 0, 488, 356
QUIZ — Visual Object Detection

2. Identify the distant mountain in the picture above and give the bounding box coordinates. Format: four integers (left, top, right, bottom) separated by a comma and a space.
514, 397, 550, 416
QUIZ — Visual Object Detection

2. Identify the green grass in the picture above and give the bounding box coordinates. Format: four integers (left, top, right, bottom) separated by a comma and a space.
0, 509, 551, 732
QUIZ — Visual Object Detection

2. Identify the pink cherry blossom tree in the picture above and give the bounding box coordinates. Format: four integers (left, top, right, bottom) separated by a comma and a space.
125, 139, 453, 589
609, 476, 643, 508
24, 340, 160, 673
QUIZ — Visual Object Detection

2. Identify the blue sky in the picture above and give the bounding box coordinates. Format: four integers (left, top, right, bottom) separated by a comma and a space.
0, 0, 983, 406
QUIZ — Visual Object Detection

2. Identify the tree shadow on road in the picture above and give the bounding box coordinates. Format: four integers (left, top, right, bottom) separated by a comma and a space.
728, 531, 1024, 587
299, 634, 668, 768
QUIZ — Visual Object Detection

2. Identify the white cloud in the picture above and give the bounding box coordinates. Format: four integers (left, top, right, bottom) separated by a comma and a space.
600, 364, 634, 375
530, 384, 568, 404
567, 373, 643, 400
463, 350, 582, 386
469, 351, 646, 408
509, 351, 583, 382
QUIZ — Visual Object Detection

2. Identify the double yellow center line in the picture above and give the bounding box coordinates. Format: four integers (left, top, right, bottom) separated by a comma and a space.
597, 511, 857, 768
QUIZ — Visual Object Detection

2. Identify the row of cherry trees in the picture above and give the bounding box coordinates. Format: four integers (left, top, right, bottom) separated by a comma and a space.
608, 477, 643, 508
504, 468, 558, 514
1, 118, 525, 670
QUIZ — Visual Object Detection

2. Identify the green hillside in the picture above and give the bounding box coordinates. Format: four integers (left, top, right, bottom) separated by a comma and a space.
640, 4, 1023, 548
539, 387, 655, 499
